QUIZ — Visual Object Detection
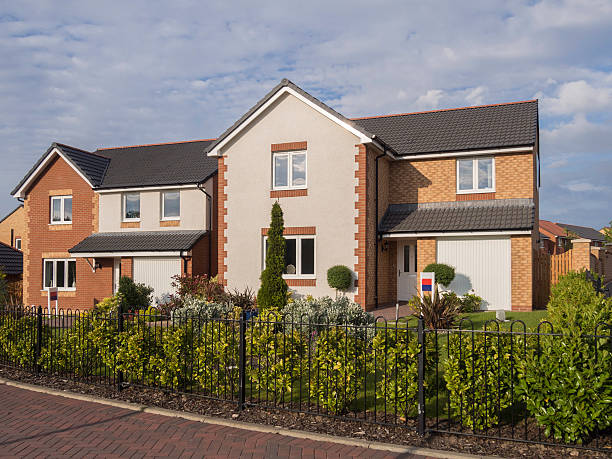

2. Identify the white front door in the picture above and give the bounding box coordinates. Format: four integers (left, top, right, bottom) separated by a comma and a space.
397, 242, 417, 301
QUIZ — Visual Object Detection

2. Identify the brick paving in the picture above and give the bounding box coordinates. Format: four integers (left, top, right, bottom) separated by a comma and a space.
0, 384, 431, 458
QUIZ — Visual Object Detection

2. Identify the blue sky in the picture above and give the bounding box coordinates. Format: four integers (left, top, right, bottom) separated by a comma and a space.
1, 0, 611, 228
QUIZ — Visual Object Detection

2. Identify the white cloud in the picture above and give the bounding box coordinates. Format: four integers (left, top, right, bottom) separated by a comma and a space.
542, 80, 612, 115
414, 89, 445, 110
563, 182, 611, 193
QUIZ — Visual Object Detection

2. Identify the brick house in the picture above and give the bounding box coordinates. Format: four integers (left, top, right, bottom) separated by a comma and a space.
207, 79, 539, 311
12, 141, 217, 309
0, 205, 25, 250
540, 220, 607, 255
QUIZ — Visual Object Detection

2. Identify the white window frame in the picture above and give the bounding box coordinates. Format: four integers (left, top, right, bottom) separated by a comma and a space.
50, 195, 73, 224
43, 258, 76, 291
14, 238, 21, 250
161, 190, 181, 221
456, 157, 495, 194
122, 192, 141, 222
262, 235, 316, 279
272, 151, 307, 190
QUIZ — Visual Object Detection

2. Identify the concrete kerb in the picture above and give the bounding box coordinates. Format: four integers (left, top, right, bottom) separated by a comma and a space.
0, 377, 497, 459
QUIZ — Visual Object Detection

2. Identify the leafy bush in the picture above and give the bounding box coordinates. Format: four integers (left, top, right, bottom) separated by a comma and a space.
247, 319, 305, 401
148, 322, 196, 389
118, 276, 153, 311
517, 333, 612, 443
411, 288, 461, 329
547, 271, 612, 334
171, 296, 236, 321
327, 265, 353, 292
444, 330, 518, 430
281, 296, 375, 339
258, 202, 288, 310
171, 274, 225, 303
423, 263, 455, 287
114, 322, 160, 385
446, 291, 484, 313
0, 313, 48, 367
195, 320, 240, 396
223, 287, 256, 310
370, 327, 420, 416
310, 327, 365, 414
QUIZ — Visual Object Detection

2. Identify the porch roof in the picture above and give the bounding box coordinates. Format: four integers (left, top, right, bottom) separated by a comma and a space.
68, 230, 207, 254
379, 199, 535, 234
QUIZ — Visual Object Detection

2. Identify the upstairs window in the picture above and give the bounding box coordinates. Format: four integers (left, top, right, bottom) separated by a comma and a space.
273, 151, 306, 190
457, 157, 495, 193
14, 238, 21, 250
123, 192, 140, 221
50, 196, 72, 224
162, 191, 180, 220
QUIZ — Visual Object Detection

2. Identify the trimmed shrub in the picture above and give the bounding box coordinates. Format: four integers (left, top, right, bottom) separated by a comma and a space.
327, 265, 353, 292
310, 327, 365, 414
444, 330, 518, 430
423, 263, 455, 287
517, 333, 612, 443
118, 276, 153, 311
258, 202, 288, 310
547, 271, 612, 334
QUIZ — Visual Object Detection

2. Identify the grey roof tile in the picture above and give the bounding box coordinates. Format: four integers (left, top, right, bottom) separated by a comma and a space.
379, 199, 535, 233
96, 140, 217, 189
557, 223, 606, 242
0, 242, 23, 275
69, 230, 207, 253
353, 101, 538, 155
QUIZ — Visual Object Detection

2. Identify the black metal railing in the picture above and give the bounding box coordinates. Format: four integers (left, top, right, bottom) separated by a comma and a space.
0, 304, 610, 452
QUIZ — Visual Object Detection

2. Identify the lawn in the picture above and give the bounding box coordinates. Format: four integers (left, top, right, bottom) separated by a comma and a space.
399, 309, 549, 331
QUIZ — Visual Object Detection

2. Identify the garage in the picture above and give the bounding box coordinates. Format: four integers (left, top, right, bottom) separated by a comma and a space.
133, 257, 182, 301
436, 236, 511, 310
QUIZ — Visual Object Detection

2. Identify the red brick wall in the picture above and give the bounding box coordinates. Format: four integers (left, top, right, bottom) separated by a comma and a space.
190, 234, 210, 276
120, 257, 133, 279
511, 235, 533, 311
23, 155, 113, 309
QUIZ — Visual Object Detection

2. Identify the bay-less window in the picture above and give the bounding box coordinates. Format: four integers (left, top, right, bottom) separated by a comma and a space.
14, 238, 21, 250
162, 191, 180, 220
43, 259, 76, 290
457, 157, 494, 193
50, 196, 72, 224
123, 192, 140, 220
263, 235, 315, 277
273, 151, 306, 189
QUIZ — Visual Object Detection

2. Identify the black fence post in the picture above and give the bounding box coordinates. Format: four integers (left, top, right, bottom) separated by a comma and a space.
34, 306, 42, 374
238, 309, 247, 411
417, 316, 426, 436
117, 308, 124, 391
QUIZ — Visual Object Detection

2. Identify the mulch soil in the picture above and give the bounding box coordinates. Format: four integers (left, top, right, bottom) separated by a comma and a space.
1, 366, 611, 458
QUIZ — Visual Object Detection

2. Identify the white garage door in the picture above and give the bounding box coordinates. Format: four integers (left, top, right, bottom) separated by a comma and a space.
133, 257, 182, 302
437, 237, 511, 310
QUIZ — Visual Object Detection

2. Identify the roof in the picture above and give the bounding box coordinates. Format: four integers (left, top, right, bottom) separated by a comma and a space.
68, 230, 207, 254
379, 199, 535, 234
96, 139, 218, 189
12, 139, 219, 196
353, 100, 538, 156
557, 223, 606, 242
0, 205, 23, 225
539, 220, 567, 238
0, 242, 23, 275
204, 79, 381, 156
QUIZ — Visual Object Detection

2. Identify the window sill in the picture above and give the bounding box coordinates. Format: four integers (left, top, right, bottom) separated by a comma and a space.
456, 189, 495, 195
121, 221, 141, 229
285, 278, 316, 287
48, 223, 72, 231
41, 288, 76, 293
270, 189, 308, 198
456, 192, 496, 201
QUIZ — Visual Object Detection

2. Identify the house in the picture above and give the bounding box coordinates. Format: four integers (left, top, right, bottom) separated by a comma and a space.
539, 220, 571, 254
0, 205, 25, 250
207, 79, 539, 311
11, 141, 218, 309
0, 241, 23, 303
557, 223, 607, 248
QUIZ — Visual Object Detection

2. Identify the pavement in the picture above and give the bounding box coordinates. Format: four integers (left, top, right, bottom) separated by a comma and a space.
0, 381, 481, 459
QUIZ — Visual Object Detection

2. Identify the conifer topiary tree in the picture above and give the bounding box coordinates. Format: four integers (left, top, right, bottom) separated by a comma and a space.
258, 202, 288, 310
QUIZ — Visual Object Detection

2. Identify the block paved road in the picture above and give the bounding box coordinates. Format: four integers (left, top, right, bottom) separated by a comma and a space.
0, 384, 430, 458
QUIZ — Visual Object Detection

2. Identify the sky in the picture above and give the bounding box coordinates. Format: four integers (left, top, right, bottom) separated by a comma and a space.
1, 0, 611, 229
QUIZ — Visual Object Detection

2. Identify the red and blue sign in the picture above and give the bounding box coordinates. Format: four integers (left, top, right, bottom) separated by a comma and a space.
421, 278, 433, 292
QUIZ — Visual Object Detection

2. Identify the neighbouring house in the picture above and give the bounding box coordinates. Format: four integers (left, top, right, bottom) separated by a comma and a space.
207, 79, 539, 311
11, 141, 218, 309
0, 205, 25, 251
557, 223, 607, 248
539, 220, 571, 254
0, 241, 23, 303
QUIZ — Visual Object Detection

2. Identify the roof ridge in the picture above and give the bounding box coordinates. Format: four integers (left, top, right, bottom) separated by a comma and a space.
351, 99, 538, 121
54, 143, 111, 161
97, 138, 217, 151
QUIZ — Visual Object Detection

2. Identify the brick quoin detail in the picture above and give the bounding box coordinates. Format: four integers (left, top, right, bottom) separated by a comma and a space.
217, 156, 228, 286
285, 278, 316, 287
271, 141, 307, 152
261, 226, 316, 236
354, 144, 367, 309
456, 192, 496, 201
269, 189, 308, 198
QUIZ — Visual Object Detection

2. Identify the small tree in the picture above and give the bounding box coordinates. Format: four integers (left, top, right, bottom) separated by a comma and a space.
327, 265, 352, 297
423, 263, 455, 287
257, 202, 288, 310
